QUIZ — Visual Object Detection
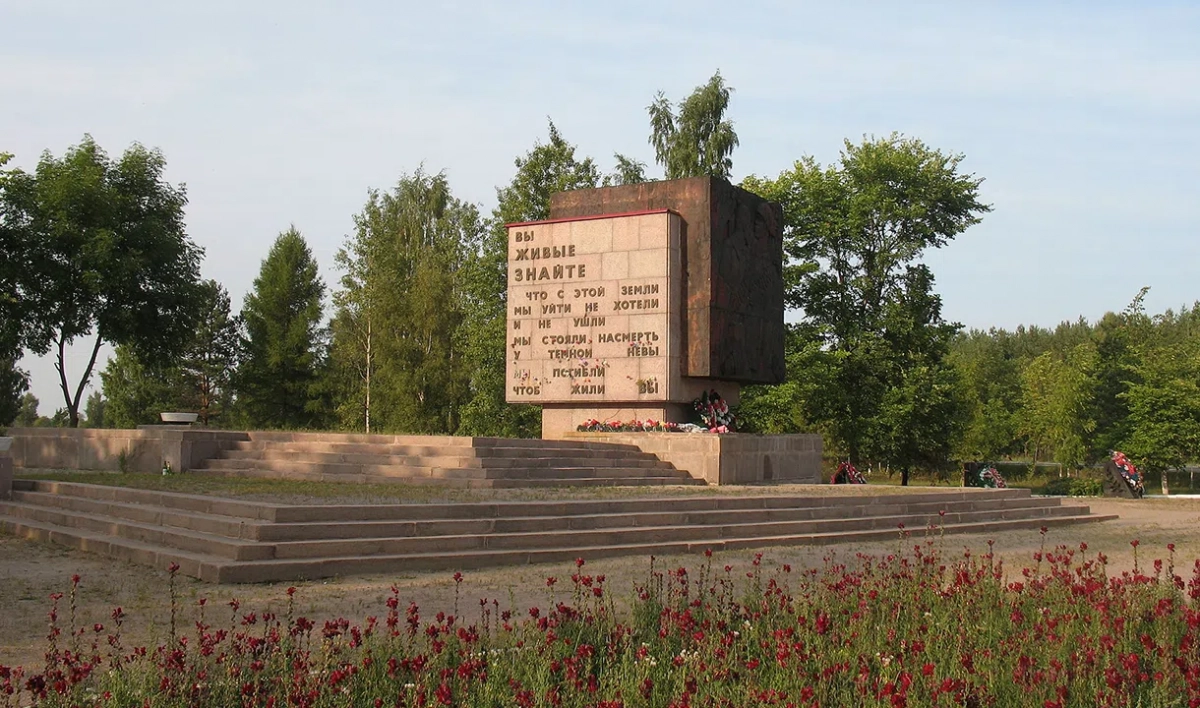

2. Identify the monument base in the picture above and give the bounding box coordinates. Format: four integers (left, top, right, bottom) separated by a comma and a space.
558, 431, 822, 486
540, 385, 741, 439
541, 404, 691, 439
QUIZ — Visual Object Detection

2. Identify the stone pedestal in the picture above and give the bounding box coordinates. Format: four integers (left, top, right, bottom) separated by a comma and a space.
540, 387, 741, 438
560, 431, 821, 485
1102, 460, 1142, 499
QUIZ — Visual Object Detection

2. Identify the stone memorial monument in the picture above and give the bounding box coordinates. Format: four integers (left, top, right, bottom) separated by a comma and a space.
503, 177, 820, 486
506, 176, 786, 436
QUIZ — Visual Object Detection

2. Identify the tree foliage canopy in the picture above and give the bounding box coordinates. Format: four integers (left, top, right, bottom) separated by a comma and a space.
331, 170, 482, 434
743, 135, 989, 478
648, 72, 739, 180
236, 227, 327, 429
0, 136, 204, 426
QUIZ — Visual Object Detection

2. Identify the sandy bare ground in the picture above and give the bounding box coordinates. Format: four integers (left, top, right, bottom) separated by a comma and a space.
2, 494, 1195, 670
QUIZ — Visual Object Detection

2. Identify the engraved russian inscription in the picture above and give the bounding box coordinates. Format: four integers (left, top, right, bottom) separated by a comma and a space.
505, 212, 679, 403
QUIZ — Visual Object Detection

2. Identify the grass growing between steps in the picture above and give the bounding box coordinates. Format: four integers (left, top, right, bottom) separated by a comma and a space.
16, 470, 952, 504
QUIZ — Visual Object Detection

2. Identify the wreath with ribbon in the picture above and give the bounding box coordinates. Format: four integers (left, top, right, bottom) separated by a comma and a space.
832, 461, 866, 484
693, 389, 736, 433
977, 464, 1007, 489
1111, 451, 1144, 498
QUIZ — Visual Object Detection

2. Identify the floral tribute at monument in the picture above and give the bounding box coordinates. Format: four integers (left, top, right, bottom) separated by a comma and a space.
963, 462, 1008, 489
1110, 450, 1145, 498
831, 461, 867, 484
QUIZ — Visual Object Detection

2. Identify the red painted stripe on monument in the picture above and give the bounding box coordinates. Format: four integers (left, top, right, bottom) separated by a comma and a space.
505, 209, 678, 228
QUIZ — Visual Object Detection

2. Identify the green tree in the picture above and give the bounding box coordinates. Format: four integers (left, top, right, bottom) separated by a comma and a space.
0, 152, 31, 359
950, 329, 1024, 461
457, 122, 600, 437
1119, 298, 1200, 472
0, 136, 204, 427
1018, 345, 1097, 468
83, 389, 107, 428
236, 227, 327, 429
863, 268, 967, 483
100, 345, 184, 428
648, 71, 739, 179
1087, 290, 1152, 458
1122, 339, 1200, 473
12, 392, 38, 427
744, 134, 989, 480
604, 154, 648, 186
178, 280, 241, 426
737, 325, 829, 435
0, 356, 28, 426
331, 170, 482, 433
98, 281, 240, 428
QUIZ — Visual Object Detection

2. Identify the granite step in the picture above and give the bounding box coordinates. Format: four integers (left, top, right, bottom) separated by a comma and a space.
8, 480, 277, 519
0, 502, 271, 560
248, 498, 1068, 541
0, 507, 1111, 585
190, 466, 702, 487
476, 457, 672, 469
7, 489, 270, 538
9, 480, 1042, 521
481, 476, 704, 488
200, 512, 1117, 584
225, 439, 646, 456
0, 480, 1115, 584
265, 505, 1088, 559
7, 484, 1062, 543
0, 514, 236, 581
199, 459, 487, 475
212, 449, 672, 469
225, 442, 655, 459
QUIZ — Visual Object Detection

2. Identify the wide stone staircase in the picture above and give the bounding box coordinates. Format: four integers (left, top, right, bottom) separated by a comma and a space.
0, 480, 1115, 583
190, 433, 701, 487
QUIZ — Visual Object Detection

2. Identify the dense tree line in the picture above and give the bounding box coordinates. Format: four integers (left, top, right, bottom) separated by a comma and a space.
4, 75, 1199, 479
947, 290, 1200, 473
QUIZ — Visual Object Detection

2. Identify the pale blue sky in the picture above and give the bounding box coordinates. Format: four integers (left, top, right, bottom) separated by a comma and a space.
4, 0, 1198, 416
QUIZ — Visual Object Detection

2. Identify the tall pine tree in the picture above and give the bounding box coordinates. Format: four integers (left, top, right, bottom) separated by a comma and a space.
237, 228, 327, 429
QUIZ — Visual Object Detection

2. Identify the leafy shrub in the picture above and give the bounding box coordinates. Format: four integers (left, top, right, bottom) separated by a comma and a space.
1042, 476, 1104, 496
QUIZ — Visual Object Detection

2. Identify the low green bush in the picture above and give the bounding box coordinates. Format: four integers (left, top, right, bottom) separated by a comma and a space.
1042, 476, 1103, 496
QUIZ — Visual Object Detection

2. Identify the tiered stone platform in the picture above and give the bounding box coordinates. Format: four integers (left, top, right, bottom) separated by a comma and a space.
0, 480, 1114, 583
3, 428, 702, 487
189, 433, 701, 487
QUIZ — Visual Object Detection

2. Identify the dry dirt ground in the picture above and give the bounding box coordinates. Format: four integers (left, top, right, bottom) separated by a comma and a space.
2, 494, 1197, 670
